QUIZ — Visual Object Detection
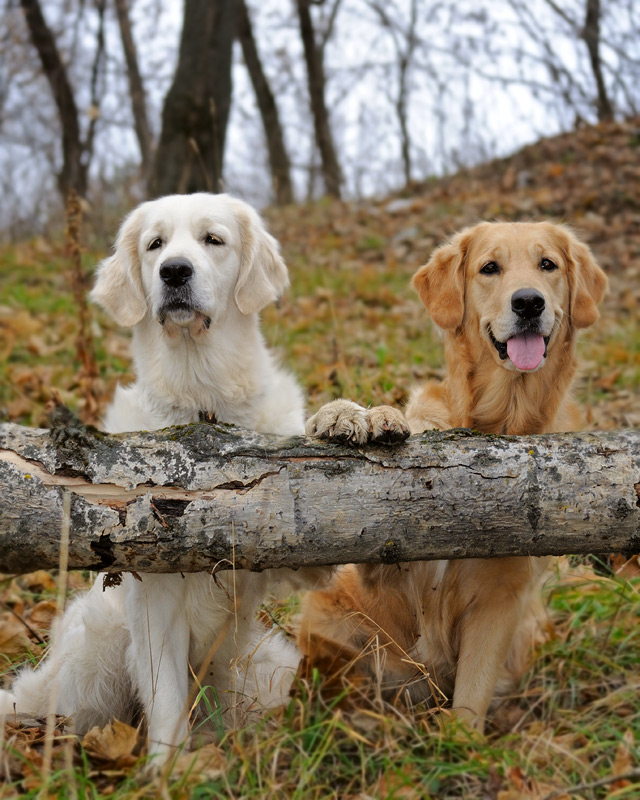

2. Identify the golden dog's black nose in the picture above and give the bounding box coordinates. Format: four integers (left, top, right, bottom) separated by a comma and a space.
160, 258, 194, 287
511, 288, 545, 319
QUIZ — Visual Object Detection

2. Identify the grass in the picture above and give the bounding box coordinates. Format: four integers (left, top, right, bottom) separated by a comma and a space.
2, 224, 639, 426
1, 568, 639, 796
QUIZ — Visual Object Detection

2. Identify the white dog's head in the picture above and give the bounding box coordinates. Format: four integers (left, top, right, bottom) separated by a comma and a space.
91, 193, 289, 334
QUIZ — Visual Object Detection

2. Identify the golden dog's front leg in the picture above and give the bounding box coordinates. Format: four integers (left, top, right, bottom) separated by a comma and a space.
306, 399, 410, 445
449, 557, 537, 732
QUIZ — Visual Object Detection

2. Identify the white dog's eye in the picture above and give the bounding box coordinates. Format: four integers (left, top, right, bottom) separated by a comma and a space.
540, 258, 558, 272
204, 233, 224, 246
148, 238, 163, 251
480, 261, 500, 275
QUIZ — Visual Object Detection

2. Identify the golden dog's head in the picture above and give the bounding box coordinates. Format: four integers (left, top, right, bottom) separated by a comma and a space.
412, 221, 608, 373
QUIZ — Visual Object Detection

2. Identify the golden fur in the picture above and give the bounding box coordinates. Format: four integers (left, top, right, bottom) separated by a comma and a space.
300, 221, 608, 730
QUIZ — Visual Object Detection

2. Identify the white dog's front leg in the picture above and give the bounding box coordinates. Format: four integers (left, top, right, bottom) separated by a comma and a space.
125, 574, 190, 760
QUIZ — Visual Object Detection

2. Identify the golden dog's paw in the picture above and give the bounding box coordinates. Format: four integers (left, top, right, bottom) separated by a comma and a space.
369, 406, 411, 444
306, 400, 410, 446
305, 400, 371, 445
437, 709, 486, 743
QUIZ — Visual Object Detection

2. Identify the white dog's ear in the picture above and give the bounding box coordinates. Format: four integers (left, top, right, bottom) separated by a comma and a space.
234, 205, 289, 315
91, 206, 147, 327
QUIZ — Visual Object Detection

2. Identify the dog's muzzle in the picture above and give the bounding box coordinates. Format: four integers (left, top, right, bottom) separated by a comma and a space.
157, 257, 200, 324
488, 288, 552, 371
160, 258, 194, 288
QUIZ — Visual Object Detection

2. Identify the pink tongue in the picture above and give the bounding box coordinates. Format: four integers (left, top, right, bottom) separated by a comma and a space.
506, 333, 546, 370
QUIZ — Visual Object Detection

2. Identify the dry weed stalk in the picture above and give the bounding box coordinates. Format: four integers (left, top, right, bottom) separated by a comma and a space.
40, 490, 71, 791
65, 190, 99, 424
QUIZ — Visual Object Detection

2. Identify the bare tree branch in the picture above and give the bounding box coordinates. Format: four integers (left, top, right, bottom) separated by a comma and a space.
319, 0, 344, 52
540, 0, 577, 31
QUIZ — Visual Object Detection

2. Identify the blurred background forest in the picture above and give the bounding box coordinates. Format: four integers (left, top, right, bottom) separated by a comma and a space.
1, 0, 640, 237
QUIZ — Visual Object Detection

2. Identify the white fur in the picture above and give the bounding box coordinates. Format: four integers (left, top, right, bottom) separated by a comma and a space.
0, 194, 325, 761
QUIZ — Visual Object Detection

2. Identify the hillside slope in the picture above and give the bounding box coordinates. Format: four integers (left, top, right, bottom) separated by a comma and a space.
264, 117, 640, 427
269, 118, 640, 300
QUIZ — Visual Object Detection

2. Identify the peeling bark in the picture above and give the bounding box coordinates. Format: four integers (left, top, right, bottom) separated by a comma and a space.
0, 422, 638, 575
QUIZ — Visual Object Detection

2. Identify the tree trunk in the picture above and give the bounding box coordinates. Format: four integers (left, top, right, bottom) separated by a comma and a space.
19, 0, 87, 198
148, 0, 236, 197
0, 422, 638, 575
296, 0, 342, 199
398, 0, 417, 185
237, 0, 293, 205
114, 0, 154, 178
368, 0, 418, 186
583, 0, 613, 121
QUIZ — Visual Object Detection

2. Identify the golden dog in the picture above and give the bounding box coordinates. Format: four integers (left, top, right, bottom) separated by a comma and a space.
301, 221, 608, 730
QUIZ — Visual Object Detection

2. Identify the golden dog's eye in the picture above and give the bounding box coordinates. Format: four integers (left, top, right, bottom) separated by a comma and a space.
205, 233, 224, 246
541, 258, 558, 271
480, 261, 500, 275
148, 238, 163, 251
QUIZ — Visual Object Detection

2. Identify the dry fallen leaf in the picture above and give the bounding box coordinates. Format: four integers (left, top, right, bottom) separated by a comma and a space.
81, 719, 140, 766
369, 769, 423, 799
1, 715, 71, 782
28, 600, 58, 631
497, 766, 571, 800
0, 309, 43, 338
611, 555, 640, 579
610, 728, 636, 790
595, 368, 623, 391
0, 613, 33, 656
3, 594, 25, 618
16, 571, 56, 594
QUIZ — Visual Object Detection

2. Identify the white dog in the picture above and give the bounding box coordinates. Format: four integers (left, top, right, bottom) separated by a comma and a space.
0, 194, 325, 760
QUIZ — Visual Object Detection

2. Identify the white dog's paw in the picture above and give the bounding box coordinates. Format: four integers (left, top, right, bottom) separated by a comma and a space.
305, 400, 371, 445
369, 406, 411, 444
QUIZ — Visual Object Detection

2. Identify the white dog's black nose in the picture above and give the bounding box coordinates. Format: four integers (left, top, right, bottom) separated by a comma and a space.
511, 288, 545, 319
160, 258, 194, 287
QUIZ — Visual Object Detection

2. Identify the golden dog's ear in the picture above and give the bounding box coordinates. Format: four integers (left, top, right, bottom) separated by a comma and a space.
91, 206, 147, 327
560, 227, 608, 329
234, 203, 289, 315
412, 229, 469, 329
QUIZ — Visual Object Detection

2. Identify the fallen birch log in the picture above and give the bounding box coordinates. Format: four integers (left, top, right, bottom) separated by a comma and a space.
0, 421, 638, 574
